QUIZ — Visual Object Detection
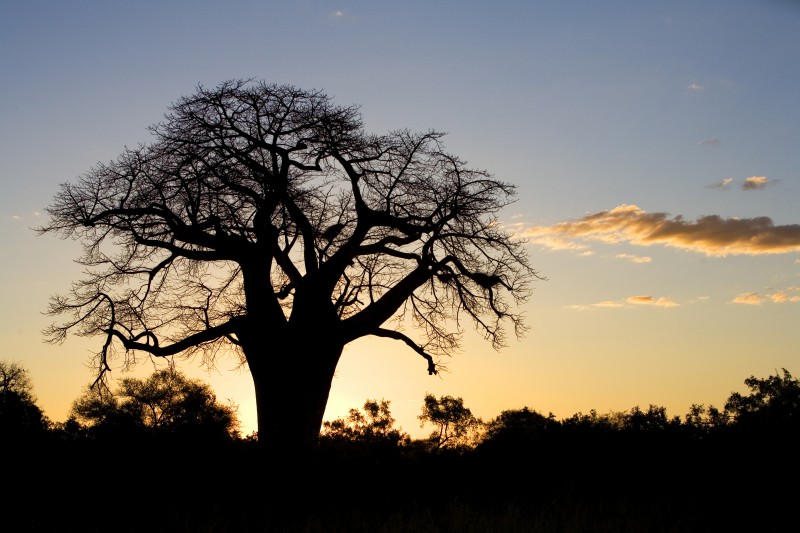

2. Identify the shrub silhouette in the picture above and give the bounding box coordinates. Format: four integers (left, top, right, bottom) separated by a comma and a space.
70, 368, 240, 444
0, 360, 49, 441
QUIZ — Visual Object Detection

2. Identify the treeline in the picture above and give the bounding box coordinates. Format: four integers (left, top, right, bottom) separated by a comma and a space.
3, 362, 798, 532
4, 360, 798, 452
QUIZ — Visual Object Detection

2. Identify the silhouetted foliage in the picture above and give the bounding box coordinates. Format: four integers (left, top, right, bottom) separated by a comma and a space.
725, 368, 800, 430
419, 393, 483, 450
479, 407, 559, 453
0, 360, 49, 440
319, 399, 409, 468
619, 404, 683, 443
682, 402, 729, 438
39, 79, 537, 455
8, 368, 800, 532
71, 369, 239, 443
321, 398, 409, 447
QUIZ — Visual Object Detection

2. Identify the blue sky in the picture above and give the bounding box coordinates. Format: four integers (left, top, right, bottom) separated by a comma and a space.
1, 1, 798, 437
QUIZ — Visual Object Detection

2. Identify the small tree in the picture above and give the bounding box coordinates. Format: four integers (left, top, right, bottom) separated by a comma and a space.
0, 361, 49, 439
321, 398, 408, 449
480, 407, 558, 450
624, 405, 681, 434
418, 393, 482, 450
724, 368, 800, 435
71, 369, 239, 442
683, 403, 729, 438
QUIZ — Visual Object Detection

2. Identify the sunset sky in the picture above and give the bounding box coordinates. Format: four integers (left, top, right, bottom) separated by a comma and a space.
1, 1, 798, 439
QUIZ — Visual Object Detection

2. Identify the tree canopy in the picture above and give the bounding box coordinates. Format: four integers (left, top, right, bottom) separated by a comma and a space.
419, 393, 483, 450
0, 360, 49, 438
40, 79, 537, 454
71, 368, 239, 441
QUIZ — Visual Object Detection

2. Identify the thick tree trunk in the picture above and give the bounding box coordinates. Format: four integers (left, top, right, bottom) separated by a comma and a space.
242, 326, 344, 460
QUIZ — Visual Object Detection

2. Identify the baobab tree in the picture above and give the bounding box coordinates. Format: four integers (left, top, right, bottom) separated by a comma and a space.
40, 79, 537, 456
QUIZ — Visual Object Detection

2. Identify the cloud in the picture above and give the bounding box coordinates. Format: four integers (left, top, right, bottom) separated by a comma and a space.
742, 176, 771, 190
593, 300, 625, 308
707, 178, 733, 190
687, 83, 704, 91
567, 295, 679, 310
615, 253, 652, 264
329, 10, 344, 18
732, 288, 800, 305
525, 233, 590, 252
625, 295, 679, 307
733, 292, 763, 305
707, 176, 777, 191
564, 301, 624, 310
697, 137, 720, 147
768, 289, 800, 303
522, 204, 800, 256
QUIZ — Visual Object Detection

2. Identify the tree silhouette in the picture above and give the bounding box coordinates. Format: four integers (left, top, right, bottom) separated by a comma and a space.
40, 79, 536, 455
419, 393, 483, 450
71, 369, 239, 442
724, 368, 800, 438
480, 407, 558, 451
322, 399, 406, 443
0, 361, 49, 439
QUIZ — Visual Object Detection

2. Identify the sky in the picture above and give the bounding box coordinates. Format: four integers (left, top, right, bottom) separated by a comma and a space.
1, 0, 799, 439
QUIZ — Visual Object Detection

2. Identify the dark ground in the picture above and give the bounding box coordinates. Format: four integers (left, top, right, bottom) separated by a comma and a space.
10, 436, 796, 532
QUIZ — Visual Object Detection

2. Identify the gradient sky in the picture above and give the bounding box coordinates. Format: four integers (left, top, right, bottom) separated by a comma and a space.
2, 1, 798, 439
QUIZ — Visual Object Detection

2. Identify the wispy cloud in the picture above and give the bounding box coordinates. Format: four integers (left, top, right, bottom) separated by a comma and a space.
615, 253, 652, 264
742, 176, 771, 190
329, 10, 344, 19
707, 176, 775, 191
687, 83, 704, 91
707, 177, 733, 190
593, 300, 625, 308
521, 204, 800, 256
733, 292, 763, 305
732, 287, 800, 305
768, 289, 800, 303
567, 294, 679, 310
697, 137, 720, 147
566, 301, 624, 311
626, 295, 679, 307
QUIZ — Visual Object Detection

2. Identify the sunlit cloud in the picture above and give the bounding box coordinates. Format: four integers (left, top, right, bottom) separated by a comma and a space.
732, 288, 800, 305
567, 295, 679, 310
767, 289, 800, 303
329, 10, 344, 19
707, 177, 733, 190
616, 253, 652, 264
626, 295, 679, 307
521, 204, 800, 256
742, 176, 771, 190
687, 83, 704, 91
6, 211, 42, 221
733, 292, 763, 305
593, 301, 625, 308
697, 137, 720, 147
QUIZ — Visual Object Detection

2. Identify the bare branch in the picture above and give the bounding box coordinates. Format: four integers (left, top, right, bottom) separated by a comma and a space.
371, 328, 439, 375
